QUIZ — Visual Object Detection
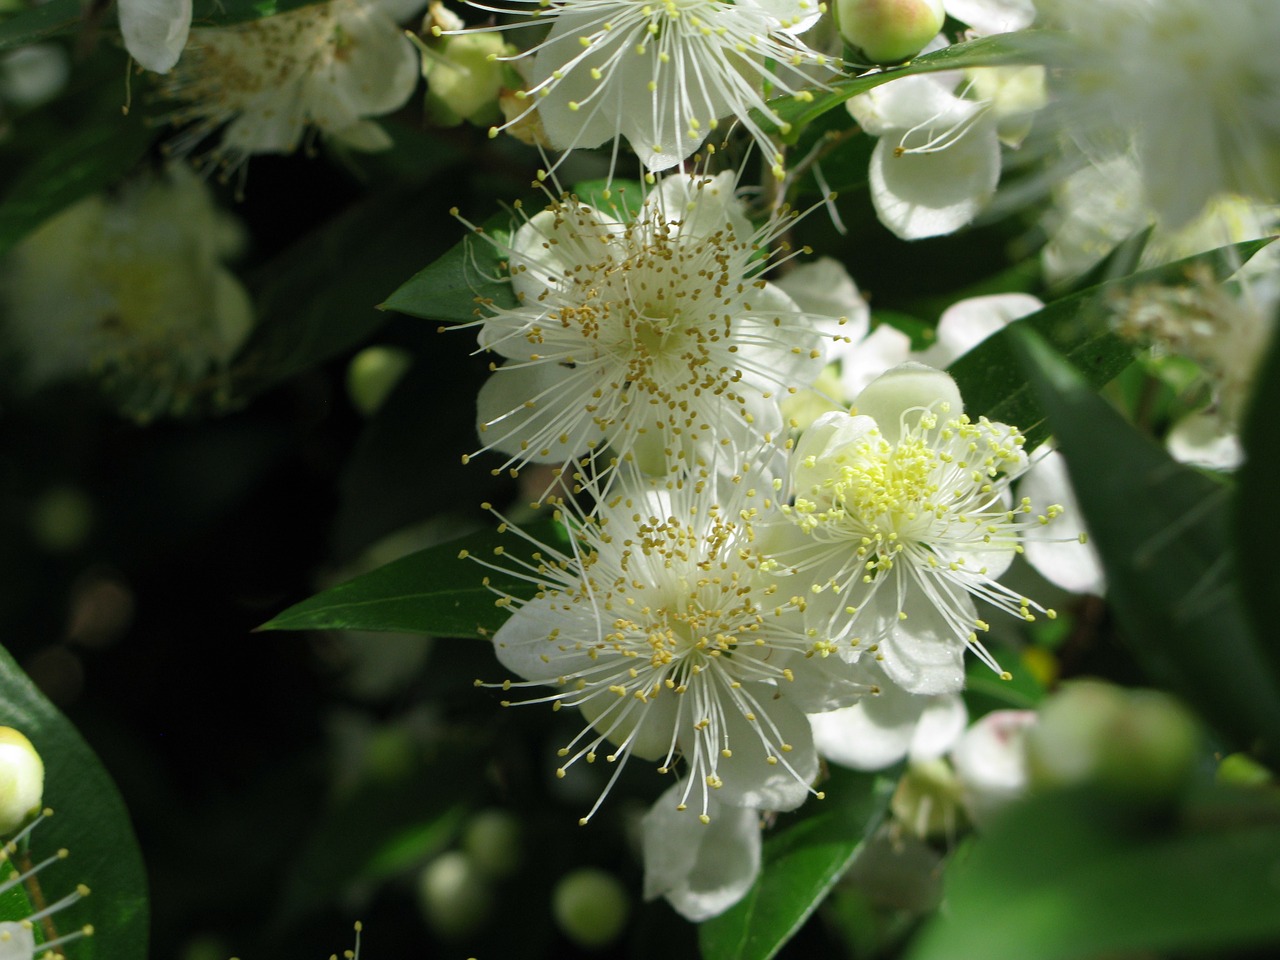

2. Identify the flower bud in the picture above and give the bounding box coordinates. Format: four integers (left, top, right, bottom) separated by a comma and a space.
890, 758, 964, 839
836, 0, 946, 65
1025, 680, 1201, 803
552, 868, 630, 949
0, 727, 44, 834
461, 809, 522, 879
950, 710, 1037, 826
418, 851, 492, 941
346, 347, 411, 416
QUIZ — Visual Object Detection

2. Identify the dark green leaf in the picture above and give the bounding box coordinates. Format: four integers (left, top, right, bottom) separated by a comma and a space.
0, 644, 148, 960
1234, 296, 1280, 680
769, 31, 1072, 140
259, 520, 564, 638
1012, 329, 1280, 761
950, 239, 1276, 446
381, 211, 519, 323
0, 0, 82, 51
233, 182, 454, 397
907, 788, 1280, 960
0, 115, 153, 259
699, 769, 895, 960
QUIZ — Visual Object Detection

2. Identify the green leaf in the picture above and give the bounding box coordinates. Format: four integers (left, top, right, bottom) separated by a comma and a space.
1012, 329, 1280, 762
259, 520, 565, 637
232, 182, 451, 397
0, 115, 153, 259
0, 0, 81, 52
1233, 296, 1280, 680
0, 644, 148, 960
769, 31, 1071, 139
949, 239, 1276, 446
907, 788, 1280, 960
381, 212, 519, 323
699, 769, 895, 960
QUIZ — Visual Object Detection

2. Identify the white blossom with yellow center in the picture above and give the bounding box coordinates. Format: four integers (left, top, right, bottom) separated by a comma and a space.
477, 462, 873, 823
451, 0, 833, 176
157, 0, 424, 171
764, 364, 1059, 695
466, 171, 838, 477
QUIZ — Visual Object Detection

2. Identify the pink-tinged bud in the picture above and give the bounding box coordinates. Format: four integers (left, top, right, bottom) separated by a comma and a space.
836, 0, 946, 64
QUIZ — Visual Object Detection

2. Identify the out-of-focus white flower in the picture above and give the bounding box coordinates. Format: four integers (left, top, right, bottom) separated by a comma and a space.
847, 58, 1044, 239
764, 364, 1060, 695
478, 460, 874, 824
158, 0, 423, 170
944, 0, 1036, 36
118, 0, 192, 73
0, 164, 252, 420
642, 784, 761, 921
447, 0, 834, 177
1036, 0, 1280, 228
949, 708, 1035, 825
466, 172, 842, 477
1165, 411, 1244, 471
1042, 154, 1280, 286
0, 44, 70, 110
811, 668, 967, 771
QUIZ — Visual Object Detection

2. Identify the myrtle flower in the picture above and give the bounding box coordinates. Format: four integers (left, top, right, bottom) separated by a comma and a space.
118, 0, 193, 73
157, 0, 424, 171
1035, 0, 1280, 228
475, 459, 873, 824
465, 172, 840, 478
847, 62, 1044, 239
450, 0, 835, 177
0, 164, 253, 421
762, 364, 1060, 695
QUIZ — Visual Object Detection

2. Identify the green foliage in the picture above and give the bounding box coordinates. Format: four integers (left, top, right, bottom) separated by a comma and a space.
0, 644, 148, 960
699, 769, 895, 960
1014, 329, 1280, 762
908, 786, 1280, 960
260, 519, 566, 637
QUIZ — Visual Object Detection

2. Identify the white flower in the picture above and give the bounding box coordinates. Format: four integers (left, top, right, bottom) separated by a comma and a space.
641, 784, 761, 920
0, 164, 253, 420
157, 0, 423, 169
763, 364, 1060, 695
460, 0, 835, 176
479, 462, 872, 824
118, 0, 193, 74
943, 0, 1035, 36
467, 172, 840, 477
847, 62, 1044, 238
1036, 0, 1280, 228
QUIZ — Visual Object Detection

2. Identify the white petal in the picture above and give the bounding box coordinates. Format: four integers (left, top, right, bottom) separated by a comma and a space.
1166, 412, 1244, 471
490, 594, 601, 682
1018, 449, 1106, 595
118, 0, 192, 74
836, 323, 913, 399
530, 15, 624, 154
943, 0, 1036, 35
0, 922, 35, 960
851, 363, 963, 442
474, 362, 602, 463
848, 72, 965, 135
774, 257, 871, 348
811, 685, 924, 771
909, 693, 969, 760
870, 591, 969, 696
713, 692, 817, 811
642, 785, 762, 921
950, 709, 1036, 825
868, 114, 1001, 239
506, 205, 621, 310
920, 292, 1043, 368
655, 172, 753, 242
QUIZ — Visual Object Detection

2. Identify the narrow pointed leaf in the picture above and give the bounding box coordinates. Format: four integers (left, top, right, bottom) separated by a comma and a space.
382, 214, 518, 323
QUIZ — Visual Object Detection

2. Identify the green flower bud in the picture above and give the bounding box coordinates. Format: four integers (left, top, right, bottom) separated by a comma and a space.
890, 758, 965, 839
551, 868, 630, 950
461, 809, 522, 879
346, 347, 411, 417
418, 851, 492, 941
1026, 680, 1201, 803
836, 0, 945, 65
0, 727, 44, 834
